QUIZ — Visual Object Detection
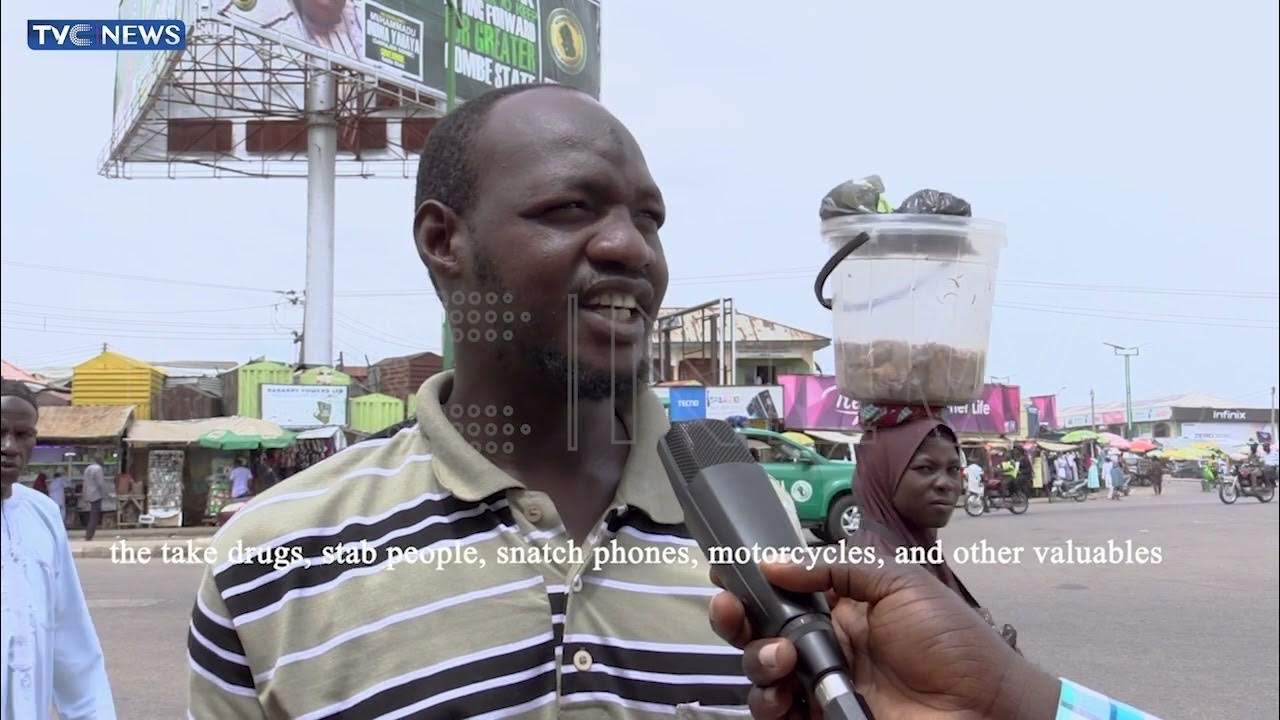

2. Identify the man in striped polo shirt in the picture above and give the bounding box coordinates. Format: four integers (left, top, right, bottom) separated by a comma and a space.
188, 84, 802, 719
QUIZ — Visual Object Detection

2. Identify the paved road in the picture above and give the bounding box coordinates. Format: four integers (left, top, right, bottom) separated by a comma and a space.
76, 479, 1276, 719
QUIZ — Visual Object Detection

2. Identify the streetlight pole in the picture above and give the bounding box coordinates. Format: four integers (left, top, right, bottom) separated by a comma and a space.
1104, 342, 1140, 439
1090, 388, 1096, 430
1270, 385, 1276, 447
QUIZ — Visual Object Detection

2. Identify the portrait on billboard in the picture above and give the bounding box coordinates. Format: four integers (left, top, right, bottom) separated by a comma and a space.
222, 0, 365, 61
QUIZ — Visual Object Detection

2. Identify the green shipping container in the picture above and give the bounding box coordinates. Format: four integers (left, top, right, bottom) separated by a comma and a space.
222, 361, 293, 419
298, 366, 352, 386
349, 393, 406, 434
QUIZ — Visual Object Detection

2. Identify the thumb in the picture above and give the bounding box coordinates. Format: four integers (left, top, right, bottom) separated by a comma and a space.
760, 559, 921, 604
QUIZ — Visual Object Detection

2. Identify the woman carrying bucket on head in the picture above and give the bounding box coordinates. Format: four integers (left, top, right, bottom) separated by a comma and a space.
848, 406, 1021, 651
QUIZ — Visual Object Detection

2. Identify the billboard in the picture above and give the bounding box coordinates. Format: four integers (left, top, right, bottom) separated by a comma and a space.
261, 383, 349, 428
705, 386, 784, 422
1029, 395, 1059, 430
215, 0, 601, 98
668, 387, 706, 421
113, 0, 198, 141
780, 375, 1022, 435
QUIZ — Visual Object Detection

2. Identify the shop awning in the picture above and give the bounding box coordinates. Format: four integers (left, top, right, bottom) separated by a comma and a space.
296, 425, 344, 440
1036, 440, 1078, 452
805, 430, 861, 446
127, 416, 291, 446
36, 405, 135, 444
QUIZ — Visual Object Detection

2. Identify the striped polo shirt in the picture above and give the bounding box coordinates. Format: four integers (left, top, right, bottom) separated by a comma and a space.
188, 371, 802, 719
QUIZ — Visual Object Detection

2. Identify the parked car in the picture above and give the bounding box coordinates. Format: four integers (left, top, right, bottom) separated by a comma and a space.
734, 427, 858, 542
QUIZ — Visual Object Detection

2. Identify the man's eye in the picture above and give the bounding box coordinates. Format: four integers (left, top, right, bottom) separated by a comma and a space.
634, 210, 664, 232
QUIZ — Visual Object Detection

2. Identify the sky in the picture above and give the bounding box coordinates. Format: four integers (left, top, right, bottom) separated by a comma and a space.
2, 0, 1278, 413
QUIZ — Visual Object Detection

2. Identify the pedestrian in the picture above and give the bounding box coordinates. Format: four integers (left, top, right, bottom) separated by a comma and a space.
1, 380, 117, 718
81, 455, 106, 542
47, 471, 67, 526
228, 457, 253, 499
1108, 454, 1127, 500
187, 83, 803, 718
965, 455, 985, 498
847, 413, 1019, 650
32, 472, 47, 494
1149, 456, 1164, 495
1103, 454, 1116, 500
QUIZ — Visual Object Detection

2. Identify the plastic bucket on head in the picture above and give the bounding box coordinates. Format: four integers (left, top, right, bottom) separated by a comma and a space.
814, 213, 1008, 405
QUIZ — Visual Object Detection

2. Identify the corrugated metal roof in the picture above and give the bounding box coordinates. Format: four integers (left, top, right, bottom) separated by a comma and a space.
2, 359, 41, 384
1060, 392, 1259, 417
652, 307, 829, 345
126, 416, 288, 445
35, 405, 135, 442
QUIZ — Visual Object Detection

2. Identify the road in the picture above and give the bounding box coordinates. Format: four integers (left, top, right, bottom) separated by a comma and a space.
76, 479, 1277, 719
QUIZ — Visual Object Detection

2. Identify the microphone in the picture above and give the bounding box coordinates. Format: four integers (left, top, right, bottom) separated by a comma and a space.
658, 419, 867, 720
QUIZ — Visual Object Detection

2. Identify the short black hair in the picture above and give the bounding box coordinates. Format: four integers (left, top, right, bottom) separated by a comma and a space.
413, 82, 587, 215
0, 380, 39, 416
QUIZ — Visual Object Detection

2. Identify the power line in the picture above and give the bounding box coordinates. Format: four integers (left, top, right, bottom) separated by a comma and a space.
1, 260, 290, 295
1, 321, 291, 341
995, 303, 1278, 329
1, 309, 284, 331
0, 299, 283, 316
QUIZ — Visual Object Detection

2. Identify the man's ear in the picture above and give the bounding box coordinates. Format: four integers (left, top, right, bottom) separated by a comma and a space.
414, 199, 467, 289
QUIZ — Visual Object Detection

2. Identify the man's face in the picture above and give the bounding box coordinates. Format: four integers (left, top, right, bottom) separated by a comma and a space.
296, 0, 346, 28
1, 396, 38, 486
433, 90, 669, 400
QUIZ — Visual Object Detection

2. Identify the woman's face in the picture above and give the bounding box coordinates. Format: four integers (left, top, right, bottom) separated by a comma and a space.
893, 434, 963, 529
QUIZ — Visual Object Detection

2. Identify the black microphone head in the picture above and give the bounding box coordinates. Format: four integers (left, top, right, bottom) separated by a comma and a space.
662, 419, 755, 482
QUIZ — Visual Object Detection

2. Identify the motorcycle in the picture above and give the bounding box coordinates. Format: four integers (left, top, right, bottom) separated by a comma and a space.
1047, 475, 1088, 503
965, 479, 1030, 516
1220, 465, 1276, 504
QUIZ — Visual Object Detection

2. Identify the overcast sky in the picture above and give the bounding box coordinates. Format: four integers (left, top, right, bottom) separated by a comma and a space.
3, 0, 1277, 411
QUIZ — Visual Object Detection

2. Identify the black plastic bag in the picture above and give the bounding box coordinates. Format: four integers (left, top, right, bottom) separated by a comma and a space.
895, 188, 972, 216
819, 174, 889, 220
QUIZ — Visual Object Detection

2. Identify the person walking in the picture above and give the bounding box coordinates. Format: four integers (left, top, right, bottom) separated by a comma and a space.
47, 471, 67, 527
81, 456, 106, 542
2, 380, 117, 718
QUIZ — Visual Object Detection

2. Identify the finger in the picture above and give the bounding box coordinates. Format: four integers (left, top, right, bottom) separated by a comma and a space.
759, 560, 916, 604
709, 566, 724, 590
743, 638, 797, 687
748, 683, 794, 719
709, 591, 754, 649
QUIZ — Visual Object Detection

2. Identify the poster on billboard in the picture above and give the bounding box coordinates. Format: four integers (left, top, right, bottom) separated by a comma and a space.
780, 375, 1022, 435
261, 384, 349, 428
1030, 395, 1059, 430
668, 387, 706, 421
705, 387, 784, 422
215, 0, 601, 99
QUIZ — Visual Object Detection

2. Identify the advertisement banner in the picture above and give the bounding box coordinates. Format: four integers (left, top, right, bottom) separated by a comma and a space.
261, 384, 349, 428
944, 386, 1021, 435
113, 1, 197, 139
705, 387, 784, 422
778, 375, 861, 431
780, 375, 1022, 435
1030, 395, 1058, 430
1180, 422, 1270, 445
216, 0, 601, 99
668, 387, 706, 421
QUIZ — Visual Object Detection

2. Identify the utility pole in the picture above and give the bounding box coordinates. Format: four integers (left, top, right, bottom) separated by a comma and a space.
1090, 388, 1096, 430
1104, 342, 1140, 439
440, 1, 461, 372
1271, 385, 1276, 447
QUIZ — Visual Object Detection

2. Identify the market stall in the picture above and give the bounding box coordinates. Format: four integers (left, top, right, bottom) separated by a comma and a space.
125, 416, 295, 527
31, 405, 135, 530
274, 425, 348, 479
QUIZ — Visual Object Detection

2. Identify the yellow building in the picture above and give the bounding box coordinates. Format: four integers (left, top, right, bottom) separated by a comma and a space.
72, 351, 165, 420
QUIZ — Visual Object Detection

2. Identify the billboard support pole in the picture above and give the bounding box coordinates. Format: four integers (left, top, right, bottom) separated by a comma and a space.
302, 62, 337, 368
441, 0, 459, 372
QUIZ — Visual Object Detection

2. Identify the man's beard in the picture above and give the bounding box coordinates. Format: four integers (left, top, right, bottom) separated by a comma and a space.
470, 252, 651, 402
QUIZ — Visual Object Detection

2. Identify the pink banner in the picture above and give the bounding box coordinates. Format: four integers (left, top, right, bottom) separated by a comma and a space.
1030, 395, 1059, 429
779, 375, 1022, 435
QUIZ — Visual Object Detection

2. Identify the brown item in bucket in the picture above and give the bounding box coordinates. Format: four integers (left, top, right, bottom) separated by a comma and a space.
837, 341, 986, 405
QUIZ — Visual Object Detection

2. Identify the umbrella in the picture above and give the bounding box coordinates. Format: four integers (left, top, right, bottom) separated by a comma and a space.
782, 431, 814, 447
1166, 446, 1214, 461
1060, 430, 1099, 443
1129, 439, 1158, 453
199, 428, 296, 451
1098, 433, 1131, 450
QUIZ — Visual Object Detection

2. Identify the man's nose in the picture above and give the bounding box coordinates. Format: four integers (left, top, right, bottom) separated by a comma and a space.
586, 208, 656, 271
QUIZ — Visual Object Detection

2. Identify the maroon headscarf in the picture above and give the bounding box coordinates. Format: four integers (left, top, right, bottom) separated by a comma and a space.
850, 417, 974, 605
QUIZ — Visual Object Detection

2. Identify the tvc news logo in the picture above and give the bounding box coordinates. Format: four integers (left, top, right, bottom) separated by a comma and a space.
28, 20, 186, 51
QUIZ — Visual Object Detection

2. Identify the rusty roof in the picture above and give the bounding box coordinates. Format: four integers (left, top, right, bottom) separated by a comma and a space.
35, 405, 135, 443
652, 307, 829, 346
